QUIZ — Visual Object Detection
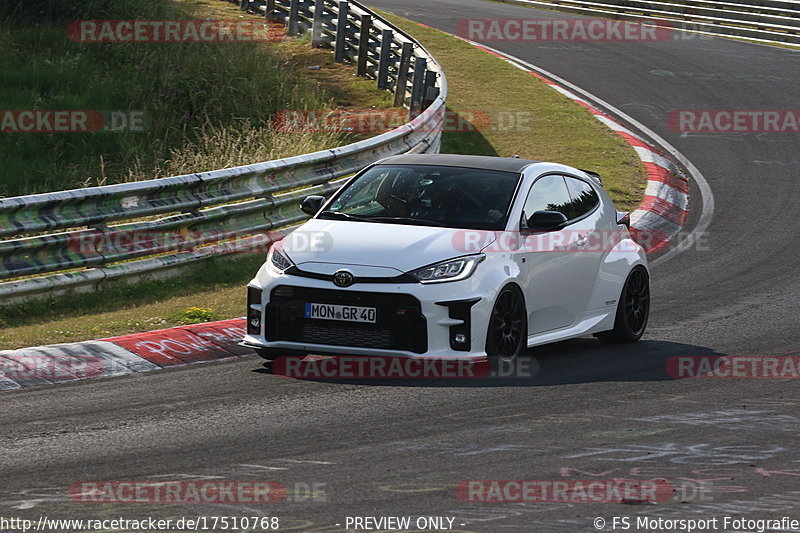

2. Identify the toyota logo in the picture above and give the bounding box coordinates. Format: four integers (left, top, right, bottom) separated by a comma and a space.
333, 270, 355, 287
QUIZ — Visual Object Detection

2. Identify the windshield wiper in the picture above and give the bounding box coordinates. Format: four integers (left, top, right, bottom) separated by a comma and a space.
318, 210, 373, 221
362, 216, 445, 227
319, 212, 447, 227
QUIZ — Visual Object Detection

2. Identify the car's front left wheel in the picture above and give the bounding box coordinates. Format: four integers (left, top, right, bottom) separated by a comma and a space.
485, 285, 527, 363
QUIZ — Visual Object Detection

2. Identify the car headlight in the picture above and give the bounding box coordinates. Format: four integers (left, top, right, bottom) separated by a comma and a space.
267, 246, 295, 273
409, 255, 485, 284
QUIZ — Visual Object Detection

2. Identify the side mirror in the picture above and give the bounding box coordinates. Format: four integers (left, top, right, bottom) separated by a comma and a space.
301, 195, 326, 216
525, 210, 568, 232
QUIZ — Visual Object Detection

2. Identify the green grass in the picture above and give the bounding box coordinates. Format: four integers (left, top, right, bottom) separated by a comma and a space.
0, 0, 391, 196
0, 9, 647, 350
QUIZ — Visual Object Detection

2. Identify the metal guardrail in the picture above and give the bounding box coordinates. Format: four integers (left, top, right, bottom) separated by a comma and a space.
499, 0, 800, 45
0, 0, 447, 302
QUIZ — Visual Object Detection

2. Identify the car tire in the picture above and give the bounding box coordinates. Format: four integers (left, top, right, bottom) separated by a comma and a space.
485, 285, 528, 363
596, 266, 650, 343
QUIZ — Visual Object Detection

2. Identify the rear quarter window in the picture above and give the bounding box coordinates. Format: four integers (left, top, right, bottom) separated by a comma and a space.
565, 176, 600, 219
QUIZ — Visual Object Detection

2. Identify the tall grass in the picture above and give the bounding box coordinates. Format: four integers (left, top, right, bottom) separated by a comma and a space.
0, 0, 350, 196
151, 123, 344, 178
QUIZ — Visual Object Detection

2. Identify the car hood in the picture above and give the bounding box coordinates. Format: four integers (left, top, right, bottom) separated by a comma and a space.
280, 219, 497, 274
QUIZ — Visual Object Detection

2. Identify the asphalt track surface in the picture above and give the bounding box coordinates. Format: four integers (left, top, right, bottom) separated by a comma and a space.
2, 1, 800, 531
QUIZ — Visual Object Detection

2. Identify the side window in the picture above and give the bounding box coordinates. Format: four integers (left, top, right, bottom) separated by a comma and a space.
522, 174, 574, 220
565, 176, 600, 218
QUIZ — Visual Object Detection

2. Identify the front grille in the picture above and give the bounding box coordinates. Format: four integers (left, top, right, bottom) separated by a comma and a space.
266, 286, 427, 353
302, 323, 393, 349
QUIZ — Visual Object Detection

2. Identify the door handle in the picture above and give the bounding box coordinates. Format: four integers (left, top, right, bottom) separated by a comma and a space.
575, 234, 588, 247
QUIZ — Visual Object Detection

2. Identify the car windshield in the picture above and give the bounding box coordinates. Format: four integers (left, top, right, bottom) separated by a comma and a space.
322, 164, 521, 230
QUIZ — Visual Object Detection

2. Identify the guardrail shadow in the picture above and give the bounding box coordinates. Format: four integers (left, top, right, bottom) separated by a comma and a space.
251, 338, 722, 388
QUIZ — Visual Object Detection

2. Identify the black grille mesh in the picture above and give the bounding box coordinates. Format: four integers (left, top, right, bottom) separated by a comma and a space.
266, 286, 427, 353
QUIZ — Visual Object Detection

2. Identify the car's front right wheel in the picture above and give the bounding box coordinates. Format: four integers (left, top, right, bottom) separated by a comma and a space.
596, 265, 650, 343
485, 285, 527, 363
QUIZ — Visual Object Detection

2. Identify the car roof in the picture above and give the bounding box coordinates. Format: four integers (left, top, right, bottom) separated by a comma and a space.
376, 154, 541, 173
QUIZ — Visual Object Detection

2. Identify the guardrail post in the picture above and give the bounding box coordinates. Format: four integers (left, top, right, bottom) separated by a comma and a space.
357, 14, 372, 77
377, 29, 392, 89
409, 57, 427, 114
393, 42, 413, 107
334, 1, 350, 63
422, 69, 438, 110
288, 0, 300, 36
265, 0, 276, 21
311, 0, 325, 47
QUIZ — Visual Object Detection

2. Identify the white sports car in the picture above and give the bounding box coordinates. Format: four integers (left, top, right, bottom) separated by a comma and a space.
242, 154, 649, 363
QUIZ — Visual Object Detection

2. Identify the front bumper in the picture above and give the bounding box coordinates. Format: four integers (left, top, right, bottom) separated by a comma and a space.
242, 271, 493, 361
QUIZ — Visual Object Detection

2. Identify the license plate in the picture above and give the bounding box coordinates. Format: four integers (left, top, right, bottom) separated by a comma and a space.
304, 303, 377, 323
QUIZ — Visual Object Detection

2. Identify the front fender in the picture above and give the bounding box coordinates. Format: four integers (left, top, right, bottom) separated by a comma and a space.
587, 237, 649, 311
